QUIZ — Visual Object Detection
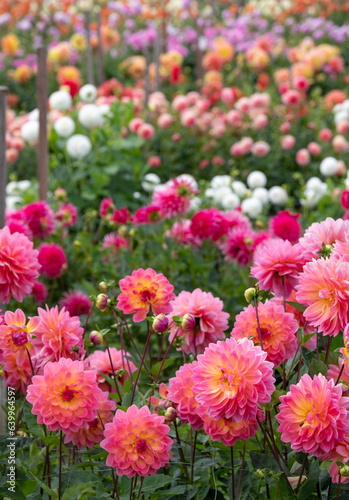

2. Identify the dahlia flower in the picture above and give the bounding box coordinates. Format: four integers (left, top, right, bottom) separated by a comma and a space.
332, 233, 349, 261
0, 226, 41, 303
192, 337, 275, 422
296, 256, 349, 336
324, 434, 349, 484
165, 220, 202, 247
56, 203, 78, 227
64, 391, 116, 449
298, 217, 349, 260
190, 208, 229, 241
101, 405, 173, 477
231, 301, 298, 367
152, 185, 190, 218
38, 243, 67, 279
0, 309, 39, 363
251, 238, 304, 297
168, 362, 204, 430
132, 204, 163, 225
85, 348, 137, 392
32, 306, 85, 367
117, 268, 175, 322
327, 358, 349, 387
27, 358, 103, 432
22, 201, 56, 239
2, 352, 32, 394
102, 233, 129, 262
168, 288, 229, 355
276, 373, 349, 458
269, 210, 301, 243
221, 227, 257, 266
31, 281, 48, 304
59, 290, 91, 317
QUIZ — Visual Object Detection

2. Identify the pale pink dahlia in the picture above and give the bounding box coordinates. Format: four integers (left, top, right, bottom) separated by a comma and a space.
276, 373, 349, 458
64, 391, 116, 449
332, 233, 349, 261
298, 217, 349, 260
296, 256, 349, 336
327, 358, 349, 387
0, 226, 41, 303
85, 348, 137, 392
117, 268, 175, 322
251, 238, 304, 297
32, 306, 85, 368
167, 362, 204, 430
231, 301, 298, 367
100, 405, 173, 477
192, 337, 275, 422
168, 288, 230, 355
26, 357, 103, 432
2, 352, 32, 394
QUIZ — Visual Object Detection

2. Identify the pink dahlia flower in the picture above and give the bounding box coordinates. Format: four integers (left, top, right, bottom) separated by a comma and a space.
276, 373, 349, 458
100, 405, 173, 477
332, 233, 349, 261
167, 362, 204, 430
55, 203, 78, 227
231, 301, 298, 367
27, 357, 103, 432
31, 281, 48, 304
296, 256, 349, 336
327, 358, 349, 387
117, 268, 175, 322
132, 204, 163, 225
168, 288, 230, 355
102, 233, 129, 263
269, 210, 301, 243
59, 290, 91, 317
38, 243, 67, 279
223, 209, 251, 231
32, 306, 85, 368
21, 201, 56, 239
0, 309, 39, 363
192, 337, 275, 422
99, 197, 115, 218
221, 227, 257, 266
0, 226, 41, 303
2, 352, 32, 394
85, 347, 137, 392
6, 216, 32, 239
64, 391, 116, 449
298, 217, 349, 260
190, 208, 230, 242
165, 220, 202, 247
251, 238, 305, 297
152, 185, 190, 218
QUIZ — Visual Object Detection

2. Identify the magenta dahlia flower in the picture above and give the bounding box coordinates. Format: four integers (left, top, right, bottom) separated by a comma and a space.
38, 243, 67, 278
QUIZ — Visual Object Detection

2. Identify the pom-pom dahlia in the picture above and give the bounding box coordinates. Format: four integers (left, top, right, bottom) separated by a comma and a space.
192, 337, 275, 422
231, 301, 298, 367
0, 226, 41, 303
117, 268, 175, 322
38, 243, 67, 279
251, 238, 304, 297
276, 373, 349, 458
296, 257, 349, 336
168, 288, 229, 355
269, 210, 301, 243
27, 357, 103, 432
100, 405, 173, 477
59, 290, 91, 317
190, 208, 230, 242
85, 348, 137, 392
168, 362, 204, 430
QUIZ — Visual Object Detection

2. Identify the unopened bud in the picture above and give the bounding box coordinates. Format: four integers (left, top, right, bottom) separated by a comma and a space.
153, 314, 169, 334
255, 469, 264, 478
73, 240, 81, 248
16, 430, 28, 437
96, 293, 108, 311
165, 407, 177, 423
339, 465, 349, 476
99, 281, 108, 293
90, 330, 103, 346
54, 187, 67, 202
244, 288, 256, 304
181, 313, 196, 331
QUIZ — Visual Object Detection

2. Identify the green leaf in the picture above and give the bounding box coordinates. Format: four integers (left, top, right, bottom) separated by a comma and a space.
62, 483, 98, 500
297, 459, 320, 500
286, 301, 306, 313
151, 357, 177, 376
23, 404, 45, 437
308, 358, 328, 377
250, 452, 279, 473
141, 475, 173, 493
16, 462, 57, 499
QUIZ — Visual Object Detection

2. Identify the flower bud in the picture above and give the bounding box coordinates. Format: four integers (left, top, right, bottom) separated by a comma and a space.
255, 469, 264, 478
96, 293, 108, 311
16, 430, 28, 437
181, 313, 196, 331
339, 465, 349, 476
99, 281, 108, 293
54, 187, 67, 202
244, 288, 256, 304
153, 314, 169, 334
73, 240, 81, 248
90, 330, 103, 346
165, 407, 177, 423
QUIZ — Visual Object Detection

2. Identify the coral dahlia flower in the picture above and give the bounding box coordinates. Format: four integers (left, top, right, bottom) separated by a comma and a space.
296, 257, 349, 336
85, 348, 137, 392
231, 301, 298, 367
117, 268, 175, 322
0, 226, 41, 303
298, 217, 349, 260
251, 238, 304, 297
27, 357, 103, 432
192, 337, 275, 422
0, 309, 39, 363
168, 289, 229, 355
100, 405, 173, 477
2, 351, 32, 394
276, 373, 349, 458
168, 362, 204, 430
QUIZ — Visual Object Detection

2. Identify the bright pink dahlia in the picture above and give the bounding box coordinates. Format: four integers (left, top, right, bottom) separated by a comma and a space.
102, 233, 129, 263
32, 306, 85, 368
0, 226, 41, 303
56, 203, 78, 227
168, 288, 230, 355
117, 268, 175, 322
132, 204, 163, 225
167, 362, 204, 430
85, 348, 137, 392
231, 301, 298, 367
31, 281, 48, 304
99, 197, 115, 218
64, 391, 116, 449
269, 210, 301, 243
296, 256, 349, 336
27, 357, 103, 432
190, 208, 230, 242
192, 337, 275, 422
100, 405, 173, 477
221, 227, 257, 266
38, 243, 67, 279
251, 238, 305, 297
6, 216, 32, 239
298, 217, 349, 260
152, 185, 190, 218
276, 373, 349, 458
21, 201, 56, 239
59, 290, 91, 316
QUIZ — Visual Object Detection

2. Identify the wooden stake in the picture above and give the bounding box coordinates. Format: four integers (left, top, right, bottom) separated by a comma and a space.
96, 10, 105, 85
37, 47, 48, 201
144, 45, 151, 118
0, 86, 7, 228
154, 25, 161, 92
85, 11, 94, 84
